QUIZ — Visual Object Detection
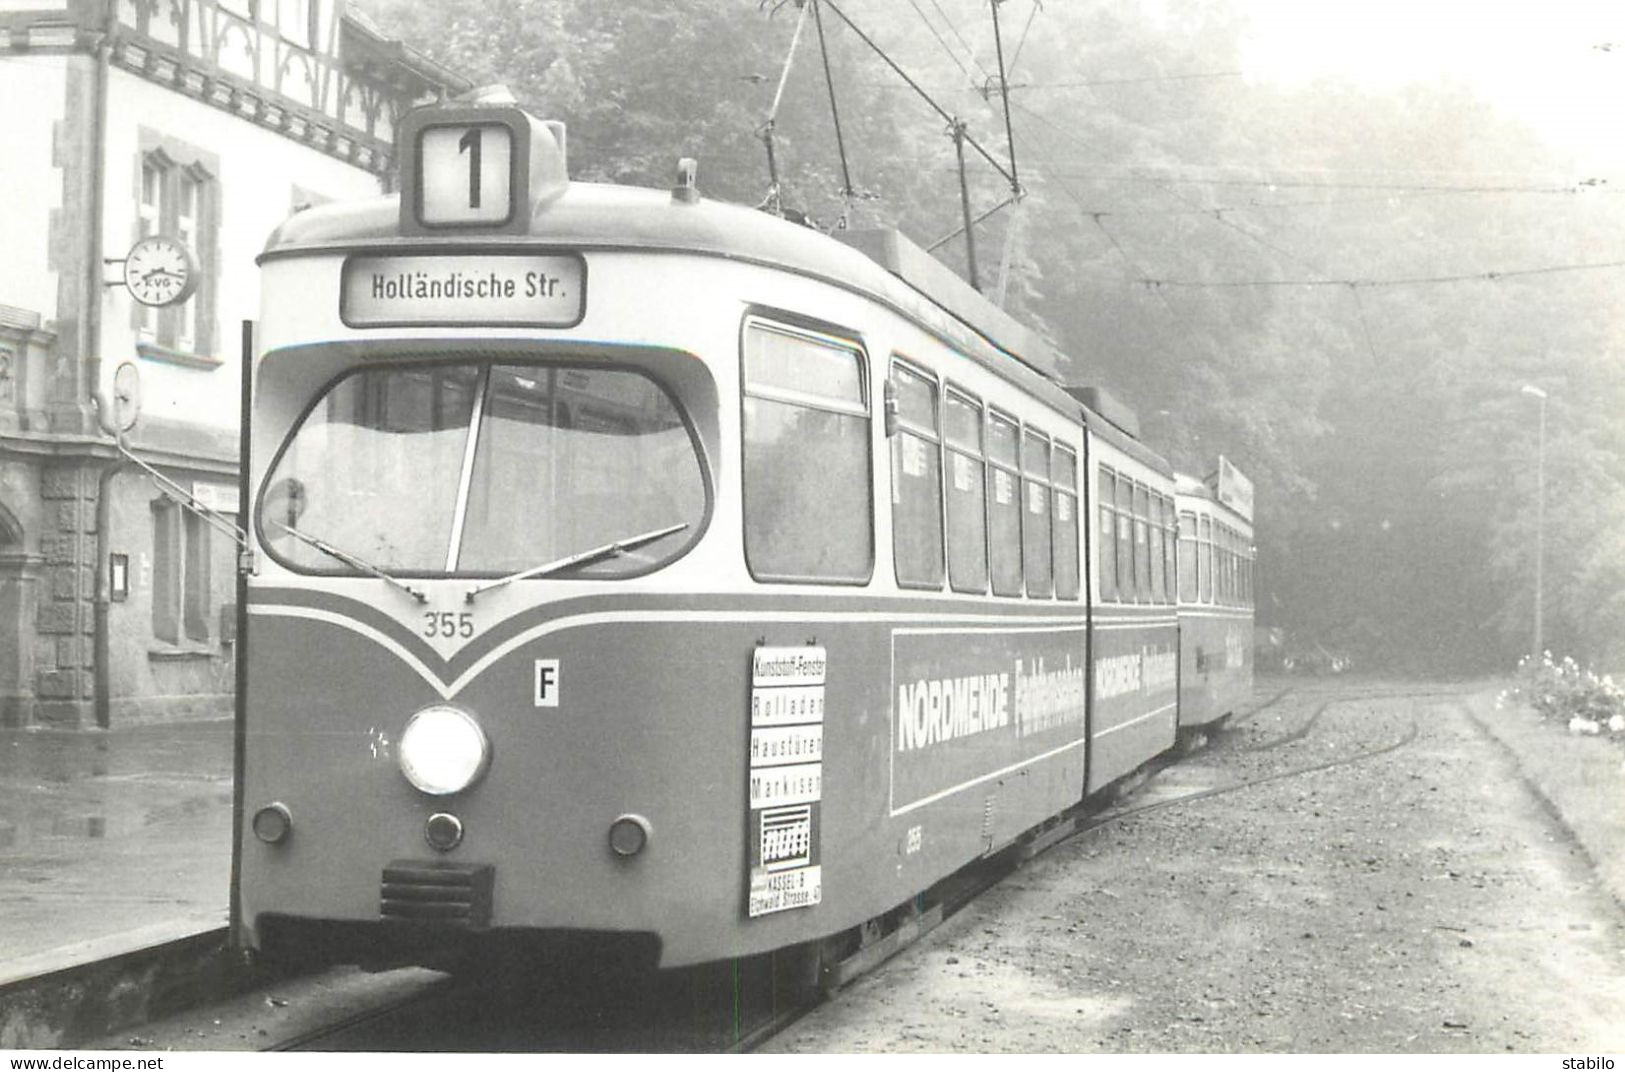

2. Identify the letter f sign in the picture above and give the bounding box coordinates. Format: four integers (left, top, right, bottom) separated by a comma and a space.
534, 659, 560, 707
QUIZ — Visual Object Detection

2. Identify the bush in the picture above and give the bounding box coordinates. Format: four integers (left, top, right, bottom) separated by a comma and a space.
1505, 652, 1625, 738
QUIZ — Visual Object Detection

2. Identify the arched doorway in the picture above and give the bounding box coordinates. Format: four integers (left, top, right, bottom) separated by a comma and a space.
0, 500, 40, 727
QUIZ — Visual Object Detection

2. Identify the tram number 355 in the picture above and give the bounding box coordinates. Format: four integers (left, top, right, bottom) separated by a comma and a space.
424, 611, 475, 639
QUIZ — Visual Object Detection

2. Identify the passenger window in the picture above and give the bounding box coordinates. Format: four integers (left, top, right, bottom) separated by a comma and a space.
1199, 514, 1213, 603
742, 320, 872, 583
1098, 468, 1118, 602
987, 412, 1023, 597
1170, 500, 1183, 604
1052, 445, 1079, 600
944, 389, 988, 593
1230, 528, 1241, 606
889, 362, 944, 590
1245, 540, 1254, 607
1022, 429, 1053, 598
1177, 511, 1197, 603
1149, 493, 1166, 604
1115, 476, 1134, 601
1132, 483, 1151, 602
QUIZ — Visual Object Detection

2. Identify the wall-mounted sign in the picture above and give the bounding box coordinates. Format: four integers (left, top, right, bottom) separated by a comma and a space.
190, 482, 238, 515
109, 554, 129, 603
340, 253, 586, 328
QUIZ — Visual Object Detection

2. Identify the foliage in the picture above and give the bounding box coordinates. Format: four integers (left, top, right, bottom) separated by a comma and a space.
355, 0, 1625, 673
1507, 653, 1625, 740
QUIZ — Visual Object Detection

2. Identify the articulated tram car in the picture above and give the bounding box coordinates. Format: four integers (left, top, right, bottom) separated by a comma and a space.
235, 104, 1255, 972
1173, 467, 1256, 728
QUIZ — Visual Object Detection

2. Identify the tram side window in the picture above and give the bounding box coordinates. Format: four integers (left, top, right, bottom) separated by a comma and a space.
1162, 497, 1178, 605
1199, 515, 1213, 603
743, 322, 873, 583
1022, 430, 1053, 598
1098, 468, 1118, 602
890, 361, 944, 589
1115, 476, 1135, 602
1052, 445, 1079, 600
1148, 492, 1166, 604
1222, 525, 1235, 605
1245, 542, 1254, 607
944, 390, 989, 594
1177, 510, 1197, 603
1137, 480, 1150, 597
987, 412, 1023, 597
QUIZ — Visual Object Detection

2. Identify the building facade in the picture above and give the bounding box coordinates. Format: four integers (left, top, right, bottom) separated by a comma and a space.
0, 0, 467, 726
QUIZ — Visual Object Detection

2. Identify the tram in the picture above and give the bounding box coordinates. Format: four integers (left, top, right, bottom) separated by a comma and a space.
1174, 463, 1256, 728
234, 102, 1254, 972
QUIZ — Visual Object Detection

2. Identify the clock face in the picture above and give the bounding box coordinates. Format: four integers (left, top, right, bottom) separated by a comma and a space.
124, 235, 198, 307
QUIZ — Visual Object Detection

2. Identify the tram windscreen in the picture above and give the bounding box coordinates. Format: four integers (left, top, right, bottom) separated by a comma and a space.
261, 362, 705, 577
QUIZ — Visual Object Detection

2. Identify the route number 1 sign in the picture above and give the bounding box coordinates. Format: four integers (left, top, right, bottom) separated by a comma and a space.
398, 105, 539, 235
418, 123, 513, 227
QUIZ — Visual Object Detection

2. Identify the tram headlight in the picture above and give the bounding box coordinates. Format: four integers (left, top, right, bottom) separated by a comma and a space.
398, 705, 490, 796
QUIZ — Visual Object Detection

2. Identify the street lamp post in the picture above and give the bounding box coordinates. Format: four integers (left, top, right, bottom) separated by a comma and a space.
1521, 384, 1548, 661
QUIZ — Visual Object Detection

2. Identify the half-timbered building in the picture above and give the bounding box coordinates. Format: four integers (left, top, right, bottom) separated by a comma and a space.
0, 0, 468, 725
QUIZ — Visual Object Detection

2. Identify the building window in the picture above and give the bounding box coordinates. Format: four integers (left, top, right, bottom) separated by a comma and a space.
742, 319, 872, 583
986, 411, 1023, 597
136, 159, 163, 343
889, 360, 943, 590
944, 389, 988, 594
175, 172, 200, 352
152, 498, 211, 645
133, 135, 218, 359
277, 0, 314, 46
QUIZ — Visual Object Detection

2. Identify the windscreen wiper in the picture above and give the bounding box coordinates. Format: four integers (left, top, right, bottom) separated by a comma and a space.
464, 522, 689, 603
273, 521, 428, 603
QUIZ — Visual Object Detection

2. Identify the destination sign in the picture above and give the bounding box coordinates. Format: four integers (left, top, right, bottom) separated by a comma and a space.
340, 253, 585, 328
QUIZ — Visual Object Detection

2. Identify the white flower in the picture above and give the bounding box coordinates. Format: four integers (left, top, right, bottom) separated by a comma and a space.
1569, 717, 1602, 736
1608, 714, 1625, 734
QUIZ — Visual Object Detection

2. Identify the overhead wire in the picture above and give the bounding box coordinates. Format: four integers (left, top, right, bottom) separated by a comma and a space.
924, 0, 993, 78
810, 0, 858, 220
1142, 260, 1625, 289
1016, 70, 1244, 89
902, 0, 982, 82
1004, 0, 1040, 77
817, 0, 1016, 187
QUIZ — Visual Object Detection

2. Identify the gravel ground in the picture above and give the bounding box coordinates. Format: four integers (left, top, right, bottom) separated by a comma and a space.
762, 681, 1625, 1053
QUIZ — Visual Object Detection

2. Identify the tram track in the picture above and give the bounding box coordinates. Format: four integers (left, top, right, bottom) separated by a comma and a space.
266, 975, 461, 1052
1085, 714, 1420, 833
734, 688, 1426, 1051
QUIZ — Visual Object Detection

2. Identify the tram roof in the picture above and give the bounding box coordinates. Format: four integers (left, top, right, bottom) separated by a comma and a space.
1174, 471, 1254, 528
261, 179, 1167, 472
